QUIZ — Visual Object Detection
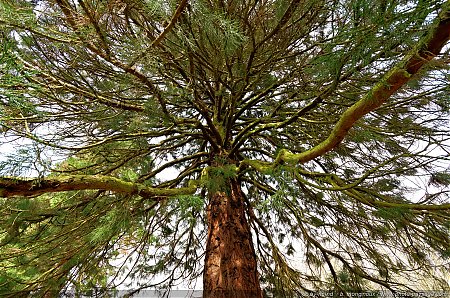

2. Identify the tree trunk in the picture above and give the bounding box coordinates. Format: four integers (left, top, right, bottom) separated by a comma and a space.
203, 178, 263, 298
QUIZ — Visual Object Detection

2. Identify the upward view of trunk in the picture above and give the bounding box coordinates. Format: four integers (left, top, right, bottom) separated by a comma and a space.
203, 178, 263, 298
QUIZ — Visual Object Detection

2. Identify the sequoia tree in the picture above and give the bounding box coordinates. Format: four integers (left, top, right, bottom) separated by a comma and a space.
1, 0, 450, 297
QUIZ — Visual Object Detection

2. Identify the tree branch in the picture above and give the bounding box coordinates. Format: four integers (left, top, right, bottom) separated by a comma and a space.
243, 1, 450, 168
0, 175, 199, 199
283, 1, 450, 163
128, 0, 190, 67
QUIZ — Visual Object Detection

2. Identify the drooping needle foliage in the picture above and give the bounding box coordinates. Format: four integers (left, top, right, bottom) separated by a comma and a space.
0, 0, 449, 296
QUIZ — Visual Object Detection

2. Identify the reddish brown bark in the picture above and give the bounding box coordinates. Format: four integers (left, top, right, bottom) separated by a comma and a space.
203, 179, 263, 298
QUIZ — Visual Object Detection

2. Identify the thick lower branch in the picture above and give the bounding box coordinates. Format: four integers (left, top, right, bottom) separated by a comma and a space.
0, 175, 198, 199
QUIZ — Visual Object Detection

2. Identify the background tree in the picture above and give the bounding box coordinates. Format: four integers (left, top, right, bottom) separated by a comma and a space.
0, 0, 450, 297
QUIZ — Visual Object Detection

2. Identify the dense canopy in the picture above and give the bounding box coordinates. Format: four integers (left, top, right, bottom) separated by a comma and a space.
0, 0, 450, 297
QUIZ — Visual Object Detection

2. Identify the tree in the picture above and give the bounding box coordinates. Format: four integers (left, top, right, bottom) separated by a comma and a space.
0, 0, 449, 297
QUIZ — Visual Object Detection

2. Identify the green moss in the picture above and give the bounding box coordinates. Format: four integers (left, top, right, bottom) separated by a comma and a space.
278, 149, 299, 164
241, 159, 274, 174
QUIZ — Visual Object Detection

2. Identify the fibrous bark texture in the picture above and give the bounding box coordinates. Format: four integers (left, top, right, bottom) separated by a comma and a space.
203, 179, 263, 298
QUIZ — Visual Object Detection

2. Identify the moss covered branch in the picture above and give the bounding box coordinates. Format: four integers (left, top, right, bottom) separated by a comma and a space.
0, 175, 199, 199
242, 1, 450, 169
